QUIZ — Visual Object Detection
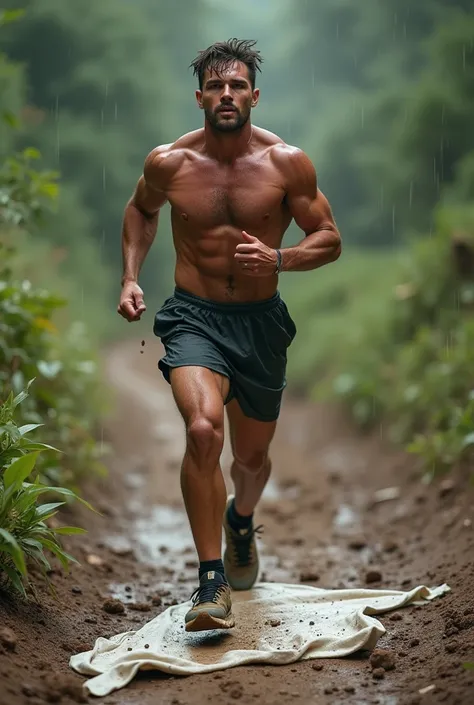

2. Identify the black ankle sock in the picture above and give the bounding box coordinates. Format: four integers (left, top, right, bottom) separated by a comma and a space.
228, 498, 253, 532
199, 559, 225, 581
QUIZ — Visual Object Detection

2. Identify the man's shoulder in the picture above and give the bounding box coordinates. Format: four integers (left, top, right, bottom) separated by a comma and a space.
144, 131, 203, 187
268, 140, 315, 183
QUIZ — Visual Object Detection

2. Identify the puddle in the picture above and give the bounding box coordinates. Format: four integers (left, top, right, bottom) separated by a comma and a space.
132, 504, 195, 563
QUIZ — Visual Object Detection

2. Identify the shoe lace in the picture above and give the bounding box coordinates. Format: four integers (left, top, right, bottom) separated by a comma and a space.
190, 581, 226, 606
231, 524, 264, 567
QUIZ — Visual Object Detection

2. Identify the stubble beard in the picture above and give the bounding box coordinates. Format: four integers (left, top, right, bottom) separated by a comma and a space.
206, 106, 251, 133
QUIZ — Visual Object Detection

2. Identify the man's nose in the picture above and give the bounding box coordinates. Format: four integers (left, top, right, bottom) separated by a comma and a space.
221, 84, 233, 100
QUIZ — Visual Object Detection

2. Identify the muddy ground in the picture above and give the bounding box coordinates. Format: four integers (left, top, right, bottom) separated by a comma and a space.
1, 338, 473, 705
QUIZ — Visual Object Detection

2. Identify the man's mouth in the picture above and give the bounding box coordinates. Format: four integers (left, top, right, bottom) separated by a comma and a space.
218, 107, 237, 114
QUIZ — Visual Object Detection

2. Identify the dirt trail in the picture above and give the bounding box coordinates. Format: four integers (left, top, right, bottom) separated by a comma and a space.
1, 337, 474, 705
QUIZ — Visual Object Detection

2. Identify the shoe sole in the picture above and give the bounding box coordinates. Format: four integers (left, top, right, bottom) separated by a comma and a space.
185, 611, 235, 633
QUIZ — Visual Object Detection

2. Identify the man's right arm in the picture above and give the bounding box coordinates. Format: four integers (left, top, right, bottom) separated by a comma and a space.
118, 147, 169, 322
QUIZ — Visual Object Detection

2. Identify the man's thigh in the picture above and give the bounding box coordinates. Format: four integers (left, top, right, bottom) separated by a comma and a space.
226, 398, 277, 465
170, 366, 230, 425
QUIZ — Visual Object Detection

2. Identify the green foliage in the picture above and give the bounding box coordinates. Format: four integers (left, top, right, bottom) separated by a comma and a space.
0, 385, 94, 596
0, 146, 59, 227
284, 1, 474, 247
327, 205, 474, 475
0, 0, 196, 305
283, 249, 405, 395
0, 241, 108, 489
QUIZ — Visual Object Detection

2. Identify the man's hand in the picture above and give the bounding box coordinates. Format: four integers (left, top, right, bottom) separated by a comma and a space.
117, 282, 146, 322
234, 231, 278, 277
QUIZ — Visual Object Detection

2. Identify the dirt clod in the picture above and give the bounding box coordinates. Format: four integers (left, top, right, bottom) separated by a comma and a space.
21, 684, 37, 697
299, 570, 320, 582
0, 627, 17, 651
311, 663, 324, 670
410, 638, 420, 647
102, 599, 125, 614
439, 479, 455, 498
365, 569, 383, 584
369, 649, 396, 671
268, 619, 281, 627
129, 602, 151, 612
348, 537, 367, 550
372, 668, 385, 680
42, 674, 87, 704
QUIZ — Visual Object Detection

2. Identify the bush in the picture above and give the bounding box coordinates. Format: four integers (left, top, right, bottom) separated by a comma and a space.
0, 384, 94, 596
283, 248, 405, 396
0, 241, 108, 489
331, 205, 474, 476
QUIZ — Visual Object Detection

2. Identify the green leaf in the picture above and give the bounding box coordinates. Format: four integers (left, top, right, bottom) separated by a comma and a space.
0, 9, 26, 25
35, 501, 65, 519
0, 563, 26, 596
3, 452, 40, 490
18, 424, 43, 436
12, 382, 34, 409
40, 538, 78, 570
23, 442, 61, 454
22, 147, 41, 160
51, 526, 87, 535
18, 483, 98, 514
0, 529, 27, 575
463, 662, 474, 671
2, 111, 19, 128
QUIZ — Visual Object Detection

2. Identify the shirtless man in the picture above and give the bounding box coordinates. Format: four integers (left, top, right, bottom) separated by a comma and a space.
118, 39, 341, 632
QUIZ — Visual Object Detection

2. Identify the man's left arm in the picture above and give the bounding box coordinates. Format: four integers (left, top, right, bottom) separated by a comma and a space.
234, 148, 341, 276
280, 148, 341, 272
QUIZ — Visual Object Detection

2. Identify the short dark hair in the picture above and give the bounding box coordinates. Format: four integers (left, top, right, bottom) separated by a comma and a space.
190, 38, 263, 91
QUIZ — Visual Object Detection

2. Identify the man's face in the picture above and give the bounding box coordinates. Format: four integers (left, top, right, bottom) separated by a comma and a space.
197, 61, 259, 132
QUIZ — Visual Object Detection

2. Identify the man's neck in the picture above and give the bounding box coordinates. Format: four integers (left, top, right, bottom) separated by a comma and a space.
204, 121, 253, 163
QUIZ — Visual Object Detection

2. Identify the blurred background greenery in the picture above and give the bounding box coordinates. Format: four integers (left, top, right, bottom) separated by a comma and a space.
1, 0, 474, 484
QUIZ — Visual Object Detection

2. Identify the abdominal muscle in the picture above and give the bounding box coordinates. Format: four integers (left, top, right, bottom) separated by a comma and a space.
172, 224, 281, 303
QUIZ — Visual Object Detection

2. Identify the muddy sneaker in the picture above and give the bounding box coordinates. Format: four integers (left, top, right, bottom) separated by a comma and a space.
223, 495, 263, 591
184, 571, 235, 632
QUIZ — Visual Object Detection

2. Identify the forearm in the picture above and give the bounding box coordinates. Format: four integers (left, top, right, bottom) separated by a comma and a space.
121, 201, 159, 285
280, 227, 341, 272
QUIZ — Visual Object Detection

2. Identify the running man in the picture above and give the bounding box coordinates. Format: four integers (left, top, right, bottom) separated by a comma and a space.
118, 39, 341, 632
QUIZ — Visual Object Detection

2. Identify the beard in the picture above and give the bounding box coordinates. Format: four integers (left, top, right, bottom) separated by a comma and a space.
205, 105, 251, 132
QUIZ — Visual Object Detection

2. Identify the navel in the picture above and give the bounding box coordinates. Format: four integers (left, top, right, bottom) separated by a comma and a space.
181, 212, 189, 221
263, 213, 270, 220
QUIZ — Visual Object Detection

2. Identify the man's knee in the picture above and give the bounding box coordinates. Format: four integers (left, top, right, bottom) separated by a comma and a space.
186, 415, 223, 461
234, 449, 270, 474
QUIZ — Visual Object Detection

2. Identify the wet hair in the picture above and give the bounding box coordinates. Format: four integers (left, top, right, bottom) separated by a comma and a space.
190, 38, 263, 91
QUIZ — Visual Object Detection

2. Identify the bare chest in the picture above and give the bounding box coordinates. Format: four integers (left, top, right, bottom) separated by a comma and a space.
167, 159, 286, 229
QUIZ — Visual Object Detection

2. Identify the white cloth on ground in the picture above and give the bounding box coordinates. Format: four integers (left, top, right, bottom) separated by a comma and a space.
70, 581, 450, 697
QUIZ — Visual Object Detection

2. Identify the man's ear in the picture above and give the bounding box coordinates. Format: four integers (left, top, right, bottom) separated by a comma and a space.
196, 90, 203, 109
251, 88, 260, 108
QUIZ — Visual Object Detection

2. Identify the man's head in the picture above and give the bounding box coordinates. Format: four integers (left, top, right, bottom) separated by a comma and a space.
190, 39, 263, 133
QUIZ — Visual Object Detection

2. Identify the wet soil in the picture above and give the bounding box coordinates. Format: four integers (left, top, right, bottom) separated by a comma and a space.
1, 338, 473, 705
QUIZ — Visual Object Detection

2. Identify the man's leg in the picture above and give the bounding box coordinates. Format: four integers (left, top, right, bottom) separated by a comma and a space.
227, 399, 277, 517
170, 365, 234, 631
223, 399, 277, 590
170, 365, 229, 562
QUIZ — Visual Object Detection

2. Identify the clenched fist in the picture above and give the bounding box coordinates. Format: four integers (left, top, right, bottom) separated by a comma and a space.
234, 230, 279, 277
117, 281, 146, 322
